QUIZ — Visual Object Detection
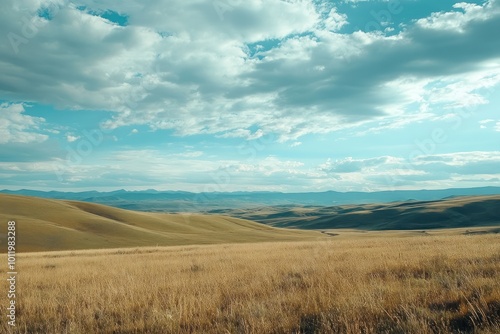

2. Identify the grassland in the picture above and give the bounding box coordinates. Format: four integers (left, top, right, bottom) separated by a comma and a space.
0, 194, 320, 252
2, 233, 499, 333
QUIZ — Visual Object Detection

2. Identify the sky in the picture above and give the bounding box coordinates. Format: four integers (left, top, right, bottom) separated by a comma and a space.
1, 0, 499, 192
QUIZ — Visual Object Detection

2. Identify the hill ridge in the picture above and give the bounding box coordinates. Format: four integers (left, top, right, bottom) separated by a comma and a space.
0, 194, 320, 252
217, 195, 500, 231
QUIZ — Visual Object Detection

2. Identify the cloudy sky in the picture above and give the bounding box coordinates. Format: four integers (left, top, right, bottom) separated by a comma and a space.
1, 0, 499, 192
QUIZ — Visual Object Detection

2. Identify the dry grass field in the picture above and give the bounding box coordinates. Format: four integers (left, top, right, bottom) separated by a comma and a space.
1, 233, 499, 333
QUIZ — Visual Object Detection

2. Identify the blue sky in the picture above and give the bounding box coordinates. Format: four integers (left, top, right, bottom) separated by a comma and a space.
1, 0, 499, 192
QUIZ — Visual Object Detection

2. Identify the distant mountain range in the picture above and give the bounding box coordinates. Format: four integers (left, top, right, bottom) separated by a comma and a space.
1, 187, 500, 212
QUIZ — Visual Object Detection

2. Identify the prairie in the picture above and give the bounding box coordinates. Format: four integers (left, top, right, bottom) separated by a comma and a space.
1, 233, 499, 333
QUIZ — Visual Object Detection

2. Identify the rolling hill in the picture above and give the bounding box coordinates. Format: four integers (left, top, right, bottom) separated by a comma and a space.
213, 195, 500, 231
0, 194, 321, 252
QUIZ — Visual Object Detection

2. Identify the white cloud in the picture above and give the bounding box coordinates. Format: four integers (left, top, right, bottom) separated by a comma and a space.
320, 156, 396, 173
413, 151, 500, 166
0, 103, 47, 144
2, 147, 500, 191
479, 119, 493, 129
416, 2, 492, 32
323, 8, 348, 31
1, 0, 500, 143
315, 152, 500, 191
37, 149, 312, 191
66, 134, 79, 142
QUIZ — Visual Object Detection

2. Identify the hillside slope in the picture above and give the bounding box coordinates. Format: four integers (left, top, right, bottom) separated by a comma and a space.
214, 195, 500, 230
0, 194, 320, 252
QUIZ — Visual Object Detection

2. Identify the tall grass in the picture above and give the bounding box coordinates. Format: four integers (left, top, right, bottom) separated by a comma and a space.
1, 234, 499, 333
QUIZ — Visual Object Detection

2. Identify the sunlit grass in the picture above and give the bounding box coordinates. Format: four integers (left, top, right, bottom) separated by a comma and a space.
1, 233, 499, 333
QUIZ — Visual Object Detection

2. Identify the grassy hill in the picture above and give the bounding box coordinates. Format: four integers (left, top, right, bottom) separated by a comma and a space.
214, 195, 500, 231
0, 194, 321, 252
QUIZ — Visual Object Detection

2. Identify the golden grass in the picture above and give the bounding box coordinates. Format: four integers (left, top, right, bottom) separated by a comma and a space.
0, 194, 320, 252
1, 233, 499, 333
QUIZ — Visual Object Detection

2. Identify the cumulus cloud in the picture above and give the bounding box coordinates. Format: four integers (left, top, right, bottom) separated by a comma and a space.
1, 0, 500, 143
323, 8, 348, 31
416, 1, 494, 32
0, 103, 47, 144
